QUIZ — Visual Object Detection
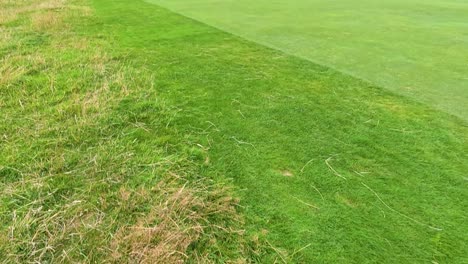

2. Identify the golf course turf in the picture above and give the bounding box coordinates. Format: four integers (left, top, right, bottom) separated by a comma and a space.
1, 0, 467, 262
149, 0, 468, 121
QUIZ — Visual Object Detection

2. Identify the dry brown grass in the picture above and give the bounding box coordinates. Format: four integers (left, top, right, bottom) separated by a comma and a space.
0, 9, 18, 24
0, 0, 66, 31
0, 56, 27, 87
6, 196, 101, 262
111, 178, 244, 263
31, 10, 62, 30
0, 28, 12, 41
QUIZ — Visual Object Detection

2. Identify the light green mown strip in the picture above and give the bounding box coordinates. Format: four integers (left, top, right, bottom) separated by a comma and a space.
146, 0, 468, 121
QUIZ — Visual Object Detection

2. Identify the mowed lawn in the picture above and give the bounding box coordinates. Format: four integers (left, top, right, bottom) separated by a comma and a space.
148, 0, 468, 121
1, 0, 467, 262
92, 0, 468, 262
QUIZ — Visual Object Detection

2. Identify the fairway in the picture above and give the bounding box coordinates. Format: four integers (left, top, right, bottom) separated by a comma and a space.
147, 0, 468, 120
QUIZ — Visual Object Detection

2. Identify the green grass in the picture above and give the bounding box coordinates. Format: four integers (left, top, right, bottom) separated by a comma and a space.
147, 0, 468, 121
90, 0, 468, 262
0, 0, 270, 262
2, 0, 468, 263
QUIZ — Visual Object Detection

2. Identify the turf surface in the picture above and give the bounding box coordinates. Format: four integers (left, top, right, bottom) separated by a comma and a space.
147, 0, 468, 121
2, 0, 468, 262
90, 0, 468, 262
1, 0, 264, 262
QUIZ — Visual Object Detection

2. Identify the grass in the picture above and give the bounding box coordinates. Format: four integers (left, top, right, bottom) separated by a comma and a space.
0, 0, 272, 262
1, 0, 468, 263
147, 0, 468, 121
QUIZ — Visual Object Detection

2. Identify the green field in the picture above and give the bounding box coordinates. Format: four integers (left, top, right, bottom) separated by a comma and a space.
1, 0, 467, 263
148, 0, 468, 121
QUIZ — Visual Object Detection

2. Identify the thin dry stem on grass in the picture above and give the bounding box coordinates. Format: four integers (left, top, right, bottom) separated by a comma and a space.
361, 182, 442, 231
325, 157, 347, 180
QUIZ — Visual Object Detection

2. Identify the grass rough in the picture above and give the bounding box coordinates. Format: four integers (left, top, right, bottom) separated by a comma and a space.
0, 0, 274, 262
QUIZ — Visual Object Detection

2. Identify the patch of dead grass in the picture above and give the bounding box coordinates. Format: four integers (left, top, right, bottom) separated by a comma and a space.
0, 53, 47, 87
280, 169, 293, 177
0, 59, 27, 87
0, 28, 13, 43
111, 179, 242, 263
0, 9, 19, 24
31, 10, 63, 30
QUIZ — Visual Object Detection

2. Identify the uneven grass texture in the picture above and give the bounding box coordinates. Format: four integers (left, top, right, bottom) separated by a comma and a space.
0, 0, 273, 262
90, 0, 468, 262
1, 0, 468, 263
148, 0, 468, 121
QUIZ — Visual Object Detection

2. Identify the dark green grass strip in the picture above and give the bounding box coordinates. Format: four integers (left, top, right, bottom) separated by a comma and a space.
89, 0, 468, 262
